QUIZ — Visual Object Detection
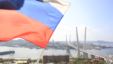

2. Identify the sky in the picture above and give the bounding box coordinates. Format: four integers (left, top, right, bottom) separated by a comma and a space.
50, 0, 113, 42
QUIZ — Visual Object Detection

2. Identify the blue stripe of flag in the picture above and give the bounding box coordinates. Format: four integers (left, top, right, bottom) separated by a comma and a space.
19, 0, 63, 30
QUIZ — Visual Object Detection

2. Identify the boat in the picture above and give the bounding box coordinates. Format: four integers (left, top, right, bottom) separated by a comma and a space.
0, 51, 15, 55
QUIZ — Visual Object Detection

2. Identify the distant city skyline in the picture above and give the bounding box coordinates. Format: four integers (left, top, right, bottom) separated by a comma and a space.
51, 0, 113, 41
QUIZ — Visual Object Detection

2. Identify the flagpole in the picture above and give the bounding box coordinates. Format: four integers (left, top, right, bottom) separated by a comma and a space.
36, 48, 46, 64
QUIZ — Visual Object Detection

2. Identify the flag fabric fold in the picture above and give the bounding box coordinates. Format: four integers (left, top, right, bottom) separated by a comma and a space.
0, 0, 69, 48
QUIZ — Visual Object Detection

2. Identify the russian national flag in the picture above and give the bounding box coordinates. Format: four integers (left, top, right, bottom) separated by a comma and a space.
0, 0, 69, 48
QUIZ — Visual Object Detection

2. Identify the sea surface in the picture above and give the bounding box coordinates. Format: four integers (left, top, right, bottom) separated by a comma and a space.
0, 46, 113, 59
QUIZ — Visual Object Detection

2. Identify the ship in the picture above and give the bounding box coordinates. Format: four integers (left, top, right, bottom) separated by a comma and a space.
0, 50, 15, 55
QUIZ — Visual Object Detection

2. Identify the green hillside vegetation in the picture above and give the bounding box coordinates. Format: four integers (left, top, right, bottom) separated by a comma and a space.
73, 58, 106, 64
